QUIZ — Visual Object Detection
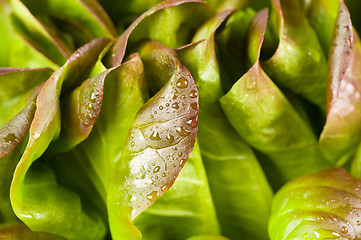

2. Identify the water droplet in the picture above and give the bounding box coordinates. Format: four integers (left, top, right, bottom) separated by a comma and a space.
190, 102, 198, 110
177, 127, 190, 136
178, 152, 183, 157
357, 220, 361, 226
154, 111, 157, 114
166, 134, 174, 143
186, 116, 198, 128
179, 159, 186, 167
131, 142, 135, 147
150, 114, 154, 118
166, 103, 170, 107
341, 226, 348, 233
75, 52, 80, 58
152, 163, 155, 166
162, 173, 166, 177
190, 90, 198, 98
172, 164, 177, 167
91, 92, 97, 100
4, 133, 16, 143
146, 191, 158, 202
161, 183, 171, 192
155, 176, 158, 179
172, 94, 178, 100
172, 102, 179, 109
303, 233, 309, 239
153, 166, 160, 173
141, 172, 146, 179
176, 76, 188, 88
182, 95, 186, 99
159, 106, 163, 110
150, 131, 161, 140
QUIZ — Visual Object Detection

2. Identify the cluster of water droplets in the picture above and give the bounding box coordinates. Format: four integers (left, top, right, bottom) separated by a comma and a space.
79, 74, 105, 127
123, 64, 198, 219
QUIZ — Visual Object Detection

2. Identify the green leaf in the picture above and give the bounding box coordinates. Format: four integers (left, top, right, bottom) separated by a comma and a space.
10, 38, 110, 240
108, 42, 199, 240
10, 0, 73, 66
176, 10, 273, 239
262, 0, 328, 111
269, 168, 361, 240
186, 235, 230, 240
303, 0, 339, 56
0, 223, 67, 239
215, 8, 257, 92
319, 1, 361, 165
220, 8, 328, 186
0, 68, 51, 128
19, 0, 117, 43
108, 0, 214, 67
134, 142, 221, 240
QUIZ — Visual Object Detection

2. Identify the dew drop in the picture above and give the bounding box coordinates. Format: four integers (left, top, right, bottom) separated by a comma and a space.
146, 191, 159, 202
190, 102, 198, 110
179, 159, 186, 167
190, 90, 198, 98
153, 166, 160, 173
186, 116, 198, 128
161, 183, 171, 192
172, 94, 178, 100
166, 103, 170, 107
4, 133, 16, 143
159, 106, 163, 110
172, 102, 179, 109
141, 172, 146, 179
341, 226, 348, 233
166, 134, 174, 143
176, 76, 188, 88
178, 152, 183, 157
75, 52, 80, 58
150, 131, 161, 140
131, 142, 135, 147
303, 233, 309, 239
154, 111, 157, 114
150, 114, 154, 118
155, 176, 158, 179
162, 173, 166, 177
357, 220, 361, 226
152, 163, 155, 166
172, 164, 177, 167
177, 127, 190, 136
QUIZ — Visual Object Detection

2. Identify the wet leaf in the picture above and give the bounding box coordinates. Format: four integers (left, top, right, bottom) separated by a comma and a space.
269, 168, 361, 240
108, 42, 199, 240
319, 1, 361, 165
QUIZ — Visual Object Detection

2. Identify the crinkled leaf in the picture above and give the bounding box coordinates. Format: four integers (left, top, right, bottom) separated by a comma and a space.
319, 1, 361, 165
262, 0, 328, 110
108, 43, 199, 240
0, 224, 67, 239
215, 8, 257, 92
19, 0, 117, 45
10, 38, 110, 240
109, 0, 213, 67
303, 0, 339, 56
220, 9, 328, 186
10, 0, 73, 66
269, 168, 361, 240
0, 68, 51, 127
134, 143, 220, 240
177, 11, 273, 240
